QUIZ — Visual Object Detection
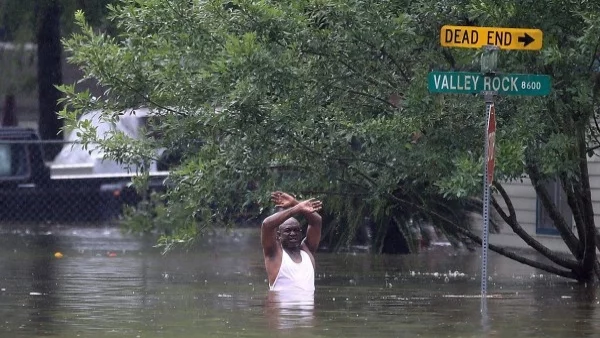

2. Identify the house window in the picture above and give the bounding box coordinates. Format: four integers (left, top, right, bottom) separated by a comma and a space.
536, 180, 572, 235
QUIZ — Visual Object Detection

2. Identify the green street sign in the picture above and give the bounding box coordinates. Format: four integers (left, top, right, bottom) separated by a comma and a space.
428, 71, 551, 96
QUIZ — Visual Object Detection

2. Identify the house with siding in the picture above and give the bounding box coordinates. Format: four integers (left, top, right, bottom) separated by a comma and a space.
475, 156, 600, 254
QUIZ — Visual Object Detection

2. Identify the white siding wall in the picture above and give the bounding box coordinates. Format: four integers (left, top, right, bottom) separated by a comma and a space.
474, 155, 600, 253
587, 155, 600, 227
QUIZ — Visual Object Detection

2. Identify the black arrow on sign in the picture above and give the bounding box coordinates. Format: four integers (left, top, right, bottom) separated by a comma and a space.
518, 33, 535, 47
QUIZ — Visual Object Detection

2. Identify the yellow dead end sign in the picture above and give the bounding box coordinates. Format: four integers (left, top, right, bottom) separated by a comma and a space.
440, 25, 543, 51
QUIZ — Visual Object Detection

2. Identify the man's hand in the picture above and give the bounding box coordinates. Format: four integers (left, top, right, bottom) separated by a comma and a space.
296, 198, 322, 214
271, 191, 298, 208
262, 194, 323, 257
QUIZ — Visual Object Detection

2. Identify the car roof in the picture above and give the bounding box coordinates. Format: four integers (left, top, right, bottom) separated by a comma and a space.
0, 127, 40, 140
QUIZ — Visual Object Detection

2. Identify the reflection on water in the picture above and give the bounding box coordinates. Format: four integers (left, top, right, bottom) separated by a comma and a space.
266, 290, 315, 330
0, 224, 598, 337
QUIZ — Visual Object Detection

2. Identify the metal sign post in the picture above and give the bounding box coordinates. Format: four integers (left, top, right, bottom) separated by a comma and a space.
429, 24, 549, 326
481, 92, 495, 313
479, 45, 498, 316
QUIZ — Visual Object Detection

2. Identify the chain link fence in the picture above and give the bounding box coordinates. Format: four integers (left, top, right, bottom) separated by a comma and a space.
0, 133, 167, 225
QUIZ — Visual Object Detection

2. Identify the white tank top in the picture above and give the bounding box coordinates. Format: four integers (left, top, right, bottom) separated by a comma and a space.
270, 249, 315, 292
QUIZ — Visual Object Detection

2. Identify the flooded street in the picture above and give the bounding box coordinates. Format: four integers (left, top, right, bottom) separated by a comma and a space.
0, 224, 598, 337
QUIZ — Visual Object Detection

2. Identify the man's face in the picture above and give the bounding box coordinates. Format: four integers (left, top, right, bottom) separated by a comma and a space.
279, 219, 303, 249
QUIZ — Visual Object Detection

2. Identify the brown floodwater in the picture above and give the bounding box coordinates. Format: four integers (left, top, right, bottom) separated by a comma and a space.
0, 224, 597, 337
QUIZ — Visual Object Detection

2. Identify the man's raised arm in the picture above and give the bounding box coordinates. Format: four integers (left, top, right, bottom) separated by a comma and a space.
262, 192, 322, 257
261, 206, 299, 258
268, 191, 323, 253
303, 209, 322, 253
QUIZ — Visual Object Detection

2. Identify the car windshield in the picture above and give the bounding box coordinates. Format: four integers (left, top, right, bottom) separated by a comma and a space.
0, 142, 29, 178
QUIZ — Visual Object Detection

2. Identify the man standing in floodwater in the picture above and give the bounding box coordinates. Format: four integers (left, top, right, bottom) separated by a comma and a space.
262, 191, 322, 292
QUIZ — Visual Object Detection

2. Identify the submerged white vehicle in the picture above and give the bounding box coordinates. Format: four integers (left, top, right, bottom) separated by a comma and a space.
51, 108, 166, 177
0, 124, 167, 223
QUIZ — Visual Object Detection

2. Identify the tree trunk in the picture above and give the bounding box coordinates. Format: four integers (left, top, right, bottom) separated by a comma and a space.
36, 0, 63, 161
576, 129, 597, 283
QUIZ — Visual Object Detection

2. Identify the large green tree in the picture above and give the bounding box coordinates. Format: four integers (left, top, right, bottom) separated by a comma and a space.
60, 0, 600, 282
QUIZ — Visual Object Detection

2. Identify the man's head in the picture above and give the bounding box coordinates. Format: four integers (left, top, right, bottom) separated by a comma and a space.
278, 217, 303, 250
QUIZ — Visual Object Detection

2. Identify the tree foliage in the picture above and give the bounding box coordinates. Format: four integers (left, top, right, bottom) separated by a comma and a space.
60, 0, 600, 282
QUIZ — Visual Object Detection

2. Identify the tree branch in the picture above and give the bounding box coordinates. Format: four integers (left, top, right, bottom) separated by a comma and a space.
338, 87, 392, 107
576, 129, 597, 276
492, 181, 517, 223
383, 192, 578, 279
441, 49, 456, 69
526, 160, 582, 257
560, 174, 586, 254
350, 32, 411, 83
452, 225, 577, 280
331, 156, 395, 170
492, 182, 579, 271
284, 132, 381, 189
